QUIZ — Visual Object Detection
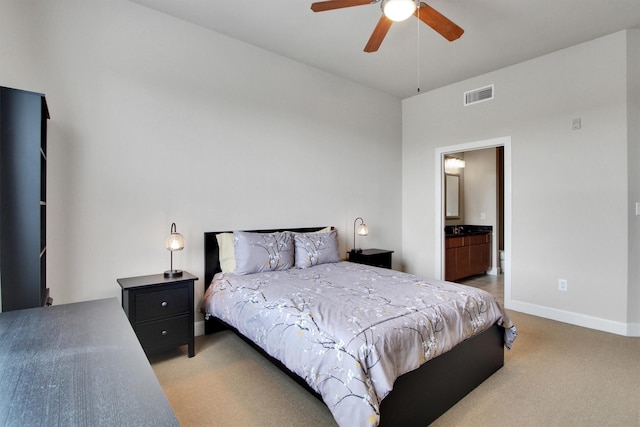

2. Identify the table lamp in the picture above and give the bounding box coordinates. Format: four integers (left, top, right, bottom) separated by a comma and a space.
164, 222, 185, 278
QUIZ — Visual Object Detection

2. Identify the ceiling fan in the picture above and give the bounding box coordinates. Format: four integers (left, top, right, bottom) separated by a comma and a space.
310, 0, 464, 53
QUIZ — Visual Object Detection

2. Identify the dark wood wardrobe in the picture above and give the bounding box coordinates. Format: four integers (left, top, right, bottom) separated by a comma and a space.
0, 86, 50, 311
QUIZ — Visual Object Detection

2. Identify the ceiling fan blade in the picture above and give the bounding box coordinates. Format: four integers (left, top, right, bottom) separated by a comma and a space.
311, 0, 374, 12
415, 2, 464, 41
364, 15, 393, 53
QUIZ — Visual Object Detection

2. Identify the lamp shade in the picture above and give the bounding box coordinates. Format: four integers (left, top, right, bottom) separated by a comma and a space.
382, 0, 416, 22
357, 223, 369, 236
166, 233, 185, 251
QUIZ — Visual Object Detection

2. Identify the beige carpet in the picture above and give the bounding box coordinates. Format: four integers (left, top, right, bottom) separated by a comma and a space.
150, 311, 640, 426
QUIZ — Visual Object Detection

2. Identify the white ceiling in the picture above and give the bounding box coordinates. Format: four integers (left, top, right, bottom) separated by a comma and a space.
131, 0, 640, 99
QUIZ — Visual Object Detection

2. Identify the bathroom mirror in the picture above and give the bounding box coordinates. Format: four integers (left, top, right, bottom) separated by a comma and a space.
445, 174, 460, 219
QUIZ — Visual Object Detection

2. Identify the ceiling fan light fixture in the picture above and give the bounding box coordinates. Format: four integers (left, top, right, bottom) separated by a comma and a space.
382, 0, 416, 22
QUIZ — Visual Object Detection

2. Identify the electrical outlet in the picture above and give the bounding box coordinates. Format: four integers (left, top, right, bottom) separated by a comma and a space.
558, 279, 568, 291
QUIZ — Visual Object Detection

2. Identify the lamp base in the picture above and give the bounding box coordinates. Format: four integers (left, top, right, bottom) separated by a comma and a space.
164, 269, 183, 278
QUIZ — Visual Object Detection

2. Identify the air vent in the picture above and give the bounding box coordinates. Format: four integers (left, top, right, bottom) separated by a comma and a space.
464, 84, 494, 106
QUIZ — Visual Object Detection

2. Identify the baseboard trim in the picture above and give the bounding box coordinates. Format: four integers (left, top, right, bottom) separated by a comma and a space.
507, 299, 639, 337
195, 320, 205, 337
627, 322, 640, 336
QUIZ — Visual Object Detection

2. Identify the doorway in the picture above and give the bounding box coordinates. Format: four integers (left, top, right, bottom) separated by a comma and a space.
434, 136, 512, 307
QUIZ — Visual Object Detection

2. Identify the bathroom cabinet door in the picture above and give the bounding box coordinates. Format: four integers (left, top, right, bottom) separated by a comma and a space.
445, 234, 491, 281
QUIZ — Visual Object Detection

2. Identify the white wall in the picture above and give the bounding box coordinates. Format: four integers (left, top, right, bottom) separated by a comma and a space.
462, 148, 498, 272
0, 0, 402, 319
462, 149, 496, 228
403, 30, 639, 336
627, 30, 640, 332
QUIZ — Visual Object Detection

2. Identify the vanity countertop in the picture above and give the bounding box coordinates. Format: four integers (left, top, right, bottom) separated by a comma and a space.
444, 225, 492, 237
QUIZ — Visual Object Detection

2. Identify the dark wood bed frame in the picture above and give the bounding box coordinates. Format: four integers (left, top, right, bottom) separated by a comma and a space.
204, 228, 504, 426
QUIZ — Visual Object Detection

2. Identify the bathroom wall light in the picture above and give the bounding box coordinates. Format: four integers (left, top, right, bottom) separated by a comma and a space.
445, 157, 465, 170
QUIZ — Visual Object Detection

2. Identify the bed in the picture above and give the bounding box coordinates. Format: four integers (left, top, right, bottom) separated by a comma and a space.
202, 227, 515, 427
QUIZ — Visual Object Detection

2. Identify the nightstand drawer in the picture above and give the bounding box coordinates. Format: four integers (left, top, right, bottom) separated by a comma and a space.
136, 315, 190, 350
135, 286, 189, 321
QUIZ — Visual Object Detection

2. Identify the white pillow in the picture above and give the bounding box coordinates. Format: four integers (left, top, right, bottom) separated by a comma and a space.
216, 233, 236, 274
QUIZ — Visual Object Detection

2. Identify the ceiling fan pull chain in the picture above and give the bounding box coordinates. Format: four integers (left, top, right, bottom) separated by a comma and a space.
416, 2, 421, 93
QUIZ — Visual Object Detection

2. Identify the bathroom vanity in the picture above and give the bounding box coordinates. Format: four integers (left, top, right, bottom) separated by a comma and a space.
444, 226, 492, 281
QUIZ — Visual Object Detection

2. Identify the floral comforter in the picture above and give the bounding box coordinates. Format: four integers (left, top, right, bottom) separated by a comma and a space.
203, 262, 516, 427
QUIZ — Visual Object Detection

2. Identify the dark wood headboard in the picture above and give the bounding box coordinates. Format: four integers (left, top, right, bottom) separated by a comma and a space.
203, 227, 328, 290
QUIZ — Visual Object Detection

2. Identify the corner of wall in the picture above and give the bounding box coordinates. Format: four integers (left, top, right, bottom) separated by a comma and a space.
627, 28, 640, 325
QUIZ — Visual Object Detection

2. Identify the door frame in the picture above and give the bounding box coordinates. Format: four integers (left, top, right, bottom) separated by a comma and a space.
434, 136, 512, 307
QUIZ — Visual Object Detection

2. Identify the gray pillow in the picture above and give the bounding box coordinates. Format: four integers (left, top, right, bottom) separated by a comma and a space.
233, 231, 294, 275
294, 230, 340, 268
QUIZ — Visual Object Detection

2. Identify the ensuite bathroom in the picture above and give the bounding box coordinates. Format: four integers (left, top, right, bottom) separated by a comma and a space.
443, 147, 505, 293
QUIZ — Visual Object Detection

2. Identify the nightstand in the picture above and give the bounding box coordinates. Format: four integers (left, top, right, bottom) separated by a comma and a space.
348, 249, 394, 269
117, 272, 197, 358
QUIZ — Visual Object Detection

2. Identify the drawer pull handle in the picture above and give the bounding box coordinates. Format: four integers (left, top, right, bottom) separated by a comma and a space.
161, 330, 167, 336
161, 301, 168, 307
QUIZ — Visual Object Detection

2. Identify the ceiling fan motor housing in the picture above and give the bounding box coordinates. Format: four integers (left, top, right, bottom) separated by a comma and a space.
381, 0, 417, 22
